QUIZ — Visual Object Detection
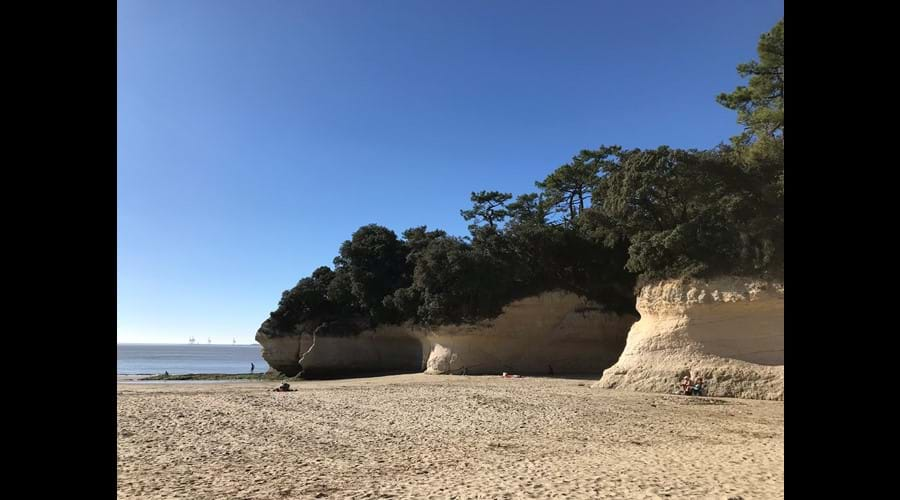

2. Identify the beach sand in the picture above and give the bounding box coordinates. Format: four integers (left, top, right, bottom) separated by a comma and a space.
117, 374, 783, 499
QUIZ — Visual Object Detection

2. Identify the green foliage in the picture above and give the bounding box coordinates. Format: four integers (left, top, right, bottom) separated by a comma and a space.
507, 193, 547, 227
400, 225, 448, 262
267, 266, 337, 334
535, 153, 602, 225
336, 224, 411, 325
325, 268, 357, 317
504, 222, 635, 312
716, 17, 784, 205
409, 235, 484, 323
716, 18, 784, 144
589, 144, 782, 282
460, 190, 512, 232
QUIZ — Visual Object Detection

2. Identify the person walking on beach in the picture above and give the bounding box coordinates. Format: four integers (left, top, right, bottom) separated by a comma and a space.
251, 363, 255, 374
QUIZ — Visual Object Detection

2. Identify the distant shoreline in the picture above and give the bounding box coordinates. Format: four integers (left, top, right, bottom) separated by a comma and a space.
117, 343, 260, 346
118, 373, 281, 382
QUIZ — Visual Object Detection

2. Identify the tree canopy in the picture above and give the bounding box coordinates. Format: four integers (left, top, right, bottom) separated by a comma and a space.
717, 19, 784, 144
460, 191, 513, 232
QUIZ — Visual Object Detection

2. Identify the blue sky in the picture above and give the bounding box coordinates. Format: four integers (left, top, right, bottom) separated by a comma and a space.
117, 0, 784, 344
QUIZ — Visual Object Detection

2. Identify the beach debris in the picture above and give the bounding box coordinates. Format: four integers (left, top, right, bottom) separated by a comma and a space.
273, 382, 296, 392
501, 372, 524, 379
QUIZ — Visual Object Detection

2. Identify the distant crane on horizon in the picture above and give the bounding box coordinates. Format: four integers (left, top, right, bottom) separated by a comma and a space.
188, 336, 196, 345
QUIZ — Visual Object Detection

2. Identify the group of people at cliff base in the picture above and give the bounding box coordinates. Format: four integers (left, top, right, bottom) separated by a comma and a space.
680, 375, 706, 396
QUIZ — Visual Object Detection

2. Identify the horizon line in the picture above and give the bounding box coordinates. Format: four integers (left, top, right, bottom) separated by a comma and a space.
117, 342, 259, 345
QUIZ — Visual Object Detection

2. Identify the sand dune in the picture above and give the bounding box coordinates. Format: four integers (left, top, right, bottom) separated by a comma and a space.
117, 374, 783, 499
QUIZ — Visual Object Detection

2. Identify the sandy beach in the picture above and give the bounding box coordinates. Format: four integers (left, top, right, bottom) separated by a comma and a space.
117, 374, 783, 499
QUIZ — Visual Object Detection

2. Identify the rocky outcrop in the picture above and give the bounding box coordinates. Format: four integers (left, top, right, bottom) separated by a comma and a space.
594, 277, 784, 400
256, 291, 637, 378
255, 320, 305, 376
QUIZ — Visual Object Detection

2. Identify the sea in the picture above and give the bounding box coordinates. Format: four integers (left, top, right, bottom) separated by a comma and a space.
117, 343, 269, 375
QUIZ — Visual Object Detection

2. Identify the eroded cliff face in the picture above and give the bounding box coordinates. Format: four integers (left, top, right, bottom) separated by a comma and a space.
422, 292, 636, 375
256, 291, 637, 378
292, 326, 427, 378
594, 277, 784, 400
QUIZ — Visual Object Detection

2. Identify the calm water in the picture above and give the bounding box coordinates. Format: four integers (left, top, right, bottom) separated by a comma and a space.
117, 344, 269, 375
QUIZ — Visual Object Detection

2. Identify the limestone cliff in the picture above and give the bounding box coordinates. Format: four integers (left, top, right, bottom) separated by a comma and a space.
594, 277, 784, 400
256, 291, 636, 378
255, 319, 306, 376
288, 326, 426, 378
422, 292, 635, 375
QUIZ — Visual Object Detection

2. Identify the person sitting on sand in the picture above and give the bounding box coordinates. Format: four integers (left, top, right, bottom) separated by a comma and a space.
680, 376, 692, 395
692, 377, 705, 396
273, 382, 294, 392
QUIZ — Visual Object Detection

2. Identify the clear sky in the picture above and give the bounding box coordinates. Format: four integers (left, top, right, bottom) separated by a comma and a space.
117, 0, 784, 344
